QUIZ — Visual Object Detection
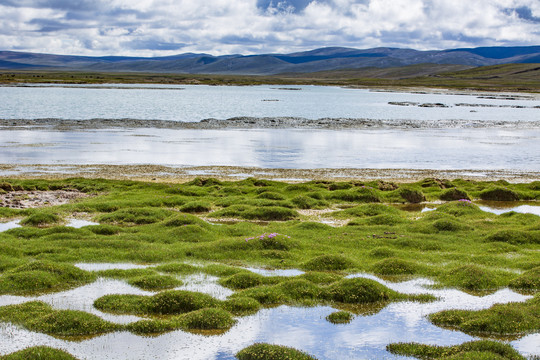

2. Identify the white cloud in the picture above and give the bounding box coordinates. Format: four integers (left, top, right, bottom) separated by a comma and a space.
0, 0, 538, 56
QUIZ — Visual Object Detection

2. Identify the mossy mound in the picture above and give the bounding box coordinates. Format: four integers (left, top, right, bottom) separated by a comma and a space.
98, 207, 173, 225
387, 340, 526, 360
219, 272, 268, 289
127, 274, 182, 291
325, 277, 403, 303
372, 258, 419, 275
485, 230, 539, 245
86, 224, 121, 235
441, 265, 499, 291
0, 301, 119, 337
20, 212, 61, 227
277, 279, 323, 302
236, 343, 318, 360
298, 272, 342, 285
154, 263, 200, 275
94, 290, 221, 316
428, 295, 539, 336
2, 346, 79, 360
179, 201, 212, 213
302, 254, 355, 271
369, 247, 397, 258
432, 218, 468, 232
0, 261, 96, 295
398, 188, 425, 203
327, 188, 381, 203
435, 201, 482, 217
179, 307, 236, 330
479, 187, 520, 201
257, 191, 286, 200
349, 213, 407, 226
440, 188, 471, 201
326, 310, 354, 324
212, 205, 299, 221
168, 224, 215, 243
148, 290, 221, 315
509, 267, 540, 291
222, 296, 261, 315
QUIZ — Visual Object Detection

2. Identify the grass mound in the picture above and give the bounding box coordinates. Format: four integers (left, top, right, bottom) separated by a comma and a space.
179, 201, 212, 213
327, 188, 381, 203
435, 201, 482, 217
302, 254, 354, 271
387, 340, 526, 360
94, 290, 221, 316
432, 218, 468, 232
212, 205, 299, 221
440, 188, 471, 201
179, 307, 236, 330
86, 224, 121, 235
20, 212, 61, 227
2, 346, 79, 360
509, 267, 540, 291
0, 261, 96, 295
399, 188, 425, 203
98, 207, 172, 225
127, 274, 182, 291
428, 295, 539, 336
326, 310, 354, 324
237, 343, 318, 360
485, 230, 539, 245
222, 296, 261, 315
326, 277, 403, 303
168, 224, 215, 243
0, 301, 119, 337
154, 262, 200, 275
441, 265, 501, 291
371, 258, 419, 275
479, 187, 520, 201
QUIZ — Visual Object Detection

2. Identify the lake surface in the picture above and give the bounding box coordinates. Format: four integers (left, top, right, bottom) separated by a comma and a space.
1, 84, 539, 172
1, 84, 539, 122
1, 127, 539, 171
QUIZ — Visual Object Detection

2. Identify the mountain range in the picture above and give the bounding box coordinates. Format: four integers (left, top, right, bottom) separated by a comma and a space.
1, 46, 539, 75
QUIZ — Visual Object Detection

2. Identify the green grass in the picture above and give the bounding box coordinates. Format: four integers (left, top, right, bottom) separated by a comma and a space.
0, 301, 120, 337
236, 343, 318, 360
0, 177, 538, 345
428, 294, 539, 337
326, 310, 354, 324
386, 340, 526, 360
1, 346, 79, 360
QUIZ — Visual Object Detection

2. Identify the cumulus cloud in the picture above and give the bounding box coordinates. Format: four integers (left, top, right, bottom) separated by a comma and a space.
0, 0, 539, 56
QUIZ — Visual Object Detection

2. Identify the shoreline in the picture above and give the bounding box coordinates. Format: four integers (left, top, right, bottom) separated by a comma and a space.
2, 117, 540, 131
1, 164, 538, 183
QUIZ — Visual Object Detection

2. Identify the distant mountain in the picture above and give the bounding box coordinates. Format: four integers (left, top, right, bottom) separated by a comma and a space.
0, 46, 539, 75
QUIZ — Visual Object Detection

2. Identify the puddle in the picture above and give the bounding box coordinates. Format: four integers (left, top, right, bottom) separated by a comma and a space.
0, 267, 537, 359
0, 220, 21, 232
66, 219, 99, 228
243, 267, 305, 277
75, 263, 155, 271
476, 202, 540, 216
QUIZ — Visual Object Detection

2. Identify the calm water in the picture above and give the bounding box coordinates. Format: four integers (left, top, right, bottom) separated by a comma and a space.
0, 265, 537, 360
1, 84, 539, 122
1, 127, 539, 170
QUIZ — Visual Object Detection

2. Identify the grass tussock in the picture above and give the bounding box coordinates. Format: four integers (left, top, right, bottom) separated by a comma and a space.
236, 343, 318, 360
428, 294, 539, 336
326, 310, 354, 324
386, 340, 526, 360
1, 346, 79, 360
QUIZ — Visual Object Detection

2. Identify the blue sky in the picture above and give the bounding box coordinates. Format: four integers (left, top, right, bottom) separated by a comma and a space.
1, 0, 539, 56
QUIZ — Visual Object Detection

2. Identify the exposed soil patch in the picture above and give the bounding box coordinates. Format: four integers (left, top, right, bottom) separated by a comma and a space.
0, 190, 88, 209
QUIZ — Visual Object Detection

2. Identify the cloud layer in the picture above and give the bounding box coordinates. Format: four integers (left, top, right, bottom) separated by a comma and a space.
1, 0, 539, 56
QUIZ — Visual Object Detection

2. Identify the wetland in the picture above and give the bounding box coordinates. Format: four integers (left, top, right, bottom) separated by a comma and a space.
0, 177, 538, 359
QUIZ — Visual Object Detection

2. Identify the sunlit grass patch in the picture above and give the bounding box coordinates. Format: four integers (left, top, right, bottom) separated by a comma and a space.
236, 343, 318, 360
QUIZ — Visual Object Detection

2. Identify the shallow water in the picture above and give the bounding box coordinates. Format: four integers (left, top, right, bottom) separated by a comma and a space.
1, 127, 539, 171
1, 85, 539, 122
0, 265, 537, 359
0, 219, 99, 232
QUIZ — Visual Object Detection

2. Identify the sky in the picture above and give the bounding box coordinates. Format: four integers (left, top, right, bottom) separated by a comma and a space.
1, 0, 539, 57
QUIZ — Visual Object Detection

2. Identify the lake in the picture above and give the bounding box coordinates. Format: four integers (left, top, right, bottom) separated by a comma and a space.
1, 84, 539, 173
